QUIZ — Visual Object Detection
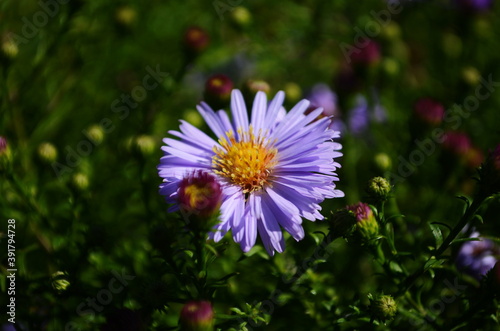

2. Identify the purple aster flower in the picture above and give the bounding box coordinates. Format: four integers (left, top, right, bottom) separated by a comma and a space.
158, 90, 343, 255
456, 232, 500, 280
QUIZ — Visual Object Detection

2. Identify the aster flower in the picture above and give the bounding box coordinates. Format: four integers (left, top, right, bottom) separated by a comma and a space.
305, 83, 344, 133
158, 90, 343, 255
456, 232, 500, 280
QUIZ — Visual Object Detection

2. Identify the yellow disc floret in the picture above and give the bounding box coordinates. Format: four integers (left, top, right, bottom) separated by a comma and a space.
212, 127, 278, 193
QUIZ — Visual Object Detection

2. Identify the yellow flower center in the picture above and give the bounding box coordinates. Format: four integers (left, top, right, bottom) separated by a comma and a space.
183, 184, 212, 209
212, 128, 278, 193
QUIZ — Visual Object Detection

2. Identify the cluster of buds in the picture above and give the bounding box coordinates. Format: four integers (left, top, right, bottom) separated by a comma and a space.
346, 202, 379, 245
180, 300, 214, 331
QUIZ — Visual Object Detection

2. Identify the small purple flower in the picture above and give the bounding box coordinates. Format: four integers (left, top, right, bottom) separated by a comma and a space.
306, 84, 339, 117
347, 95, 370, 135
456, 232, 500, 280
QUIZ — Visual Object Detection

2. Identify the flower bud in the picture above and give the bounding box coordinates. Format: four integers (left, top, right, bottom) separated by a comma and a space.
243, 79, 271, 98
135, 135, 156, 156
0, 136, 8, 155
204, 74, 233, 109
183, 109, 205, 128
462, 66, 481, 86
374, 153, 392, 172
2, 37, 18, 59
349, 39, 381, 66
51, 271, 70, 293
86, 124, 104, 145
178, 171, 222, 221
37, 142, 58, 164
366, 177, 391, 202
71, 173, 89, 191
283, 82, 302, 103
442, 131, 472, 157
184, 26, 210, 55
229, 6, 252, 29
346, 202, 379, 244
369, 294, 397, 322
329, 209, 356, 238
115, 6, 137, 26
180, 300, 214, 331
413, 98, 445, 126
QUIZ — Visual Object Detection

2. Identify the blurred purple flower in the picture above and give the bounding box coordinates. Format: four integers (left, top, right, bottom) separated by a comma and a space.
306, 84, 339, 117
305, 84, 345, 132
414, 98, 445, 126
454, 0, 493, 11
348, 95, 370, 135
456, 232, 500, 280
350, 39, 381, 66
442, 131, 472, 156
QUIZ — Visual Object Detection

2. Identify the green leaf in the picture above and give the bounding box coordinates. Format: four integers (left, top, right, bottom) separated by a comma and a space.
429, 223, 443, 247
450, 237, 481, 245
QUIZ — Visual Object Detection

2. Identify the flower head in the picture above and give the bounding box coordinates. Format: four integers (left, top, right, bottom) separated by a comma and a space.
184, 26, 210, 54
414, 98, 445, 126
180, 301, 214, 331
204, 74, 233, 108
350, 39, 381, 66
178, 170, 222, 218
158, 90, 343, 255
456, 232, 500, 280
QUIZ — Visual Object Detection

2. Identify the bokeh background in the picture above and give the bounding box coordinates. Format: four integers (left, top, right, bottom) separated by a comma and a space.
1, 0, 500, 330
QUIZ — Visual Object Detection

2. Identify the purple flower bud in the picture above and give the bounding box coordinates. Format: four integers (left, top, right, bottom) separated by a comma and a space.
180, 300, 214, 331
346, 202, 373, 223
442, 131, 472, 156
350, 40, 381, 66
178, 171, 222, 218
184, 26, 210, 54
414, 98, 445, 126
204, 74, 233, 108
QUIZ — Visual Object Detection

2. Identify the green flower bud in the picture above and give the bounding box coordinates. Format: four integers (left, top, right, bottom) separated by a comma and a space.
71, 173, 89, 191
51, 271, 70, 292
2, 37, 19, 59
462, 66, 481, 86
366, 177, 391, 202
369, 294, 397, 322
37, 142, 58, 163
86, 124, 104, 145
135, 135, 156, 156
229, 6, 252, 29
374, 153, 392, 172
183, 109, 204, 128
284, 82, 302, 103
243, 79, 271, 99
115, 6, 137, 26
